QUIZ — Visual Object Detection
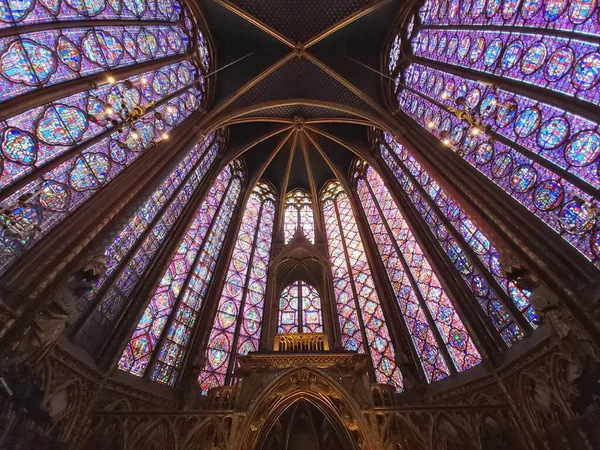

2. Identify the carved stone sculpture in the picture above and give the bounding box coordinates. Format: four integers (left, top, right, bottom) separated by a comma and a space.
1, 255, 107, 368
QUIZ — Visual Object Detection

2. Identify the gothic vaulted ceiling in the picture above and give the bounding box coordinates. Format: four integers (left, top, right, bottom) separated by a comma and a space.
199, 0, 402, 194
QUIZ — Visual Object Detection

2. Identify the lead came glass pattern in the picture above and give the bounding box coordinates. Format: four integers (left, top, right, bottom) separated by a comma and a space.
0, 0, 209, 276
198, 182, 276, 395
321, 181, 404, 391
0, 0, 182, 29
355, 165, 482, 378
284, 189, 315, 244
118, 163, 242, 378
277, 280, 323, 333
0, 25, 190, 102
380, 133, 537, 342
0, 86, 204, 274
398, 0, 600, 268
75, 137, 219, 355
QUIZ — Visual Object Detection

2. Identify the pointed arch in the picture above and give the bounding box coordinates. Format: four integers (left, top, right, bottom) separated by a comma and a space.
118, 159, 245, 386
277, 279, 323, 334
320, 179, 404, 390
238, 367, 368, 450
199, 180, 278, 394
284, 189, 316, 244
0, 2, 213, 275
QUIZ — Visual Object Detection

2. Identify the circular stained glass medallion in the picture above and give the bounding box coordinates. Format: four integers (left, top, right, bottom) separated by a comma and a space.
486, 0, 502, 16
509, 165, 538, 192
82, 30, 123, 67
521, 42, 547, 74
514, 107, 541, 137
450, 125, 467, 145
502, 0, 520, 18
572, 53, 600, 90
448, 239, 472, 274
37, 105, 88, 146
564, 131, 600, 166
1, 127, 36, 165
447, 36, 459, 58
1, 39, 57, 85
476, 142, 495, 165
458, 36, 471, 60
545, 46, 575, 82
484, 39, 503, 66
419, 34, 429, 53
39, 181, 69, 211
491, 153, 513, 177
537, 117, 569, 149
560, 200, 596, 234
533, 180, 564, 210
495, 100, 518, 127
521, 0, 542, 17
123, 0, 146, 16
501, 40, 524, 70
544, 0, 568, 19
479, 93, 498, 118
437, 35, 447, 56
69, 152, 111, 191
137, 29, 158, 57
0, 0, 34, 22
466, 88, 481, 109
471, 275, 490, 296
470, 37, 486, 63
568, 0, 596, 23
109, 139, 128, 164
65, 0, 106, 15
448, 0, 460, 17
218, 301, 238, 328
471, 0, 486, 17
57, 36, 81, 72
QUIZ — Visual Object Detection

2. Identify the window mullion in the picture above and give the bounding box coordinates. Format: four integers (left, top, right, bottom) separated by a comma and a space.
362, 177, 457, 374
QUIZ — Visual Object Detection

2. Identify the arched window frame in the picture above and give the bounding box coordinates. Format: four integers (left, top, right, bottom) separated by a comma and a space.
283, 189, 316, 244
387, 0, 600, 269
351, 161, 482, 382
73, 132, 220, 355
199, 180, 278, 394
0, 0, 214, 276
277, 279, 324, 334
320, 180, 404, 391
118, 159, 246, 386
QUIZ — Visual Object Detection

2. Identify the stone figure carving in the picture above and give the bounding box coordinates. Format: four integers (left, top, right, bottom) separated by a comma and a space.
1, 255, 107, 368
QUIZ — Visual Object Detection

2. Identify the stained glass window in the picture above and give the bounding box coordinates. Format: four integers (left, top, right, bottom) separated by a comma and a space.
380, 132, 538, 347
321, 181, 404, 391
0, 0, 210, 275
284, 189, 315, 244
277, 280, 323, 333
73, 133, 218, 354
118, 161, 244, 384
353, 163, 482, 381
394, 0, 600, 268
199, 181, 276, 394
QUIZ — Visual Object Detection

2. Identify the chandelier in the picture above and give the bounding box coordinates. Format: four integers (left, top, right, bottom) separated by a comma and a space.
0, 75, 173, 249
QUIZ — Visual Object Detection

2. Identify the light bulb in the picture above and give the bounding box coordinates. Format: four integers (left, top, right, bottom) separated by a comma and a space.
441, 93, 448, 99
131, 132, 139, 140
162, 133, 169, 140
107, 76, 115, 84
442, 139, 450, 146
141, 77, 148, 84
166, 106, 175, 113
490, 98, 497, 105
427, 121, 435, 129
471, 128, 480, 136
104, 107, 113, 115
